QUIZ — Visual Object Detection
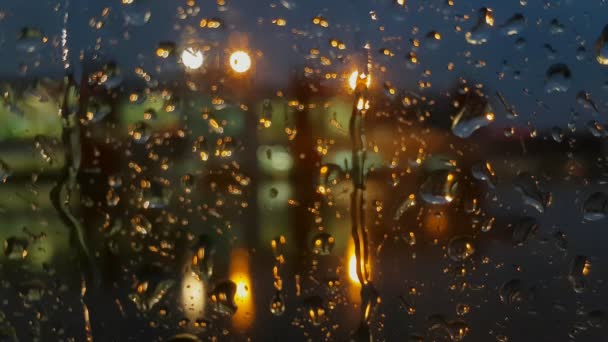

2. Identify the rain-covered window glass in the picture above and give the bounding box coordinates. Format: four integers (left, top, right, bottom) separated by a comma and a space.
0, 0, 607, 341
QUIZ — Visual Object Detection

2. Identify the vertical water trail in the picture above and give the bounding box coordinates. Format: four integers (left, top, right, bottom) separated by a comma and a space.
349, 46, 378, 341
61, 0, 70, 71
50, 74, 100, 340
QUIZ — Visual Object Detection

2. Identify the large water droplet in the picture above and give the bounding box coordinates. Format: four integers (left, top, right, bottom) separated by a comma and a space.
0, 160, 11, 183
16, 27, 43, 53
4, 237, 28, 260
209, 280, 238, 316
499, 279, 526, 305
465, 8, 494, 45
317, 163, 346, 195
191, 235, 215, 279
549, 18, 565, 34
420, 170, 458, 205
587, 120, 606, 138
512, 217, 539, 246
128, 277, 175, 312
271, 235, 287, 262
123, 0, 152, 26
394, 194, 417, 220
545, 64, 571, 94
167, 333, 202, 342
596, 25, 608, 65
500, 13, 526, 36
583, 192, 608, 221
451, 91, 494, 138
577, 91, 600, 113
270, 291, 286, 316
568, 255, 591, 294
587, 310, 607, 329
514, 173, 551, 213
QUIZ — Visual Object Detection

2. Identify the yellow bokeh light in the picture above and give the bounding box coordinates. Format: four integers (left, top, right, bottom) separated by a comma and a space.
229, 51, 252, 73
229, 249, 254, 331
181, 47, 204, 70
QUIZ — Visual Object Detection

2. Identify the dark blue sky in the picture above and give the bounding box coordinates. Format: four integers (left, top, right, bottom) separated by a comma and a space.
1, 0, 607, 127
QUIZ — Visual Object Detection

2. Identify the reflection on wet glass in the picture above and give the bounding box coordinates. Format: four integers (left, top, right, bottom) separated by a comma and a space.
1, 0, 608, 340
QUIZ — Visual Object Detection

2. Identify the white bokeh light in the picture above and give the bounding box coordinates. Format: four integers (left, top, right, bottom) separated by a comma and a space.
229, 51, 252, 73
181, 47, 204, 70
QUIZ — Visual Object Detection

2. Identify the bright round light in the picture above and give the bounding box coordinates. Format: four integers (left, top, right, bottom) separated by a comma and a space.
181, 47, 204, 70
229, 51, 252, 73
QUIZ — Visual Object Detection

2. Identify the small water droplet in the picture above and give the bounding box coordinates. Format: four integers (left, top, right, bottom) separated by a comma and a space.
303, 295, 326, 326
551, 126, 564, 142
130, 214, 152, 235
129, 122, 152, 143
447, 236, 475, 261
85, 98, 111, 123
577, 91, 600, 113
269, 187, 279, 198
311, 232, 335, 256
456, 303, 470, 316
180, 174, 195, 194
34, 135, 58, 164
553, 231, 568, 251
123, 0, 152, 26
481, 216, 495, 232
471, 161, 497, 188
